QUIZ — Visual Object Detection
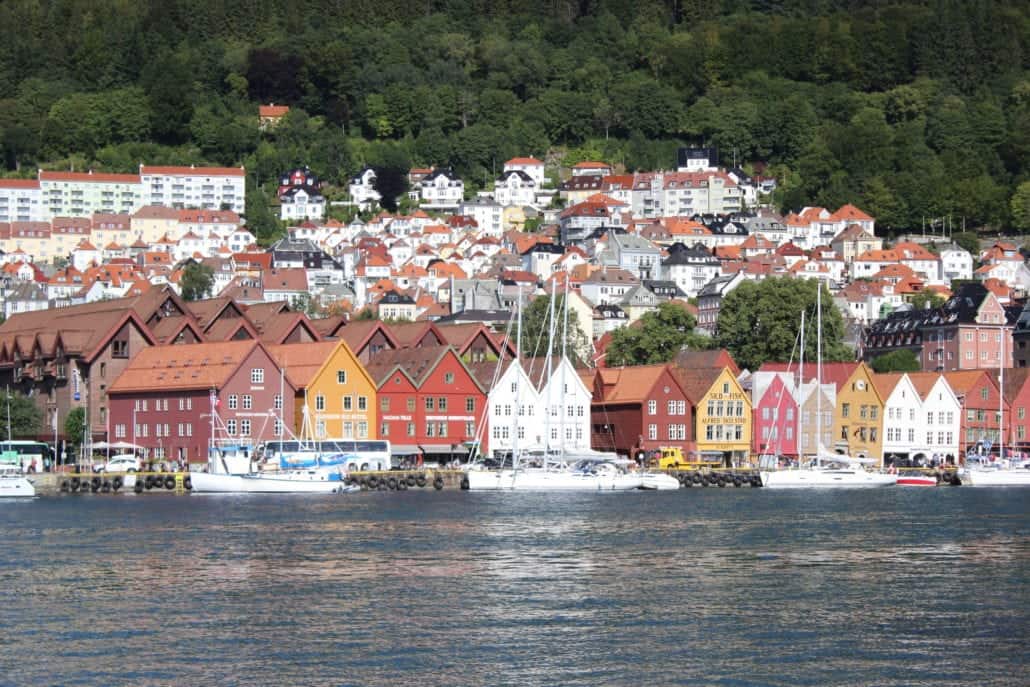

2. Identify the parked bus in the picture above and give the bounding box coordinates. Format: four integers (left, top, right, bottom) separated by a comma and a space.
259, 439, 391, 471
0, 441, 54, 472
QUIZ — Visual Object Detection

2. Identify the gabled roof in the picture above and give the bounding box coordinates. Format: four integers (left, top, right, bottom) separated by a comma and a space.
108, 340, 262, 393
594, 364, 682, 404
336, 320, 399, 353
266, 341, 340, 389
942, 370, 994, 398
364, 344, 481, 391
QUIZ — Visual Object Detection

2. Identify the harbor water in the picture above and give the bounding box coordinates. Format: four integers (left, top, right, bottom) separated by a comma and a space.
1, 489, 1027, 686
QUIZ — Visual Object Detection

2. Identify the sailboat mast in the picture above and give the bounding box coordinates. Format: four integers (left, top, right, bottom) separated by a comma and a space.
513, 285, 522, 467
559, 277, 570, 458
1000, 331, 1005, 460
816, 285, 822, 455
6, 385, 11, 442
799, 309, 805, 458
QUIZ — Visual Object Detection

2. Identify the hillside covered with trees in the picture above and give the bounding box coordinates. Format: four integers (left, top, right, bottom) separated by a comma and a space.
0, 0, 1027, 241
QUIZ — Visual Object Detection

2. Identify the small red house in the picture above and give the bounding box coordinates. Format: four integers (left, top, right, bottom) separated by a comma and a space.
586, 364, 693, 460
944, 370, 1007, 458
108, 340, 296, 466
1001, 367, 1030, 454
752, 373, 798, 457
364, 345, 487, 462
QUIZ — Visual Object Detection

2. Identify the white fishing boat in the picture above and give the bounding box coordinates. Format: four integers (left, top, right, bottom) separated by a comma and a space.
959, 457, 1030, 487
0, 464, 35, 498
190, 422, 358, 495
637, 471, 682, 490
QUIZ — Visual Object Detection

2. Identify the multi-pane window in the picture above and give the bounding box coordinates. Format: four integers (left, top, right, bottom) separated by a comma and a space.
337, 370, 347, 384
466, 397, 475, 413
251, 368, 264, 384
316, 395, 326, 411
242, 395, 252, 410
228, 394, 238, 410
358, 396, 367, 411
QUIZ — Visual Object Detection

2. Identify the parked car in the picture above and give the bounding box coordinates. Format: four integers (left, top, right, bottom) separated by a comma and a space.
95, 454, 141, 473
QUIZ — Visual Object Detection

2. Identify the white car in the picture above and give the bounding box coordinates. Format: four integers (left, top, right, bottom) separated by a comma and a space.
96, 455, 141, 473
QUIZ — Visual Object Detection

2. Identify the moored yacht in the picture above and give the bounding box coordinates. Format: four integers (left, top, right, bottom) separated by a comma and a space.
959, 456, 1030, 487
0, 464, 35, 498
760, 453, 897, 489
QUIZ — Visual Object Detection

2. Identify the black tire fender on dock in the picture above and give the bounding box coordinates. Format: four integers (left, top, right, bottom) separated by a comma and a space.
134, 479, 144, 493
144, 476, 154, 489
386, 477, 398, 490
433, 476, 445, 490
405, 474, 417, 487
692, 472, 702, 484
460, 476, 470, 490
91, 477, 102, 491
101, 481, 111, 493
164, 475, 175, 490
112, 476, 123, 491
60, 480, 70, 492
183, 476, 192, 491
415, 475, 428, 488
366, 475, 378, 489
733, 477, 743, 488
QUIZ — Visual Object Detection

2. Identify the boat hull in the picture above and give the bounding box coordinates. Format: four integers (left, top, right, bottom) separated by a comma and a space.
896, 474, 938, 487
189, 472, 356, 494
638, 472, 681, 490
466, 468, 643, 491
960, 468, 1030, 487
760, 469, 896, 488
0, 476, 35, 497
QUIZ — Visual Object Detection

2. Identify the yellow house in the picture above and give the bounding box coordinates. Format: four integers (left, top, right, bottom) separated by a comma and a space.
674, 366, 752, 465
131, 205, 181, 244
502, 205, 526, 232
267, 340, 377, 440
825, 362, 884, 464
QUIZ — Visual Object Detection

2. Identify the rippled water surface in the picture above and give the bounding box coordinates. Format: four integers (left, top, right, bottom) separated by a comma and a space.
1, 489, 1027, 686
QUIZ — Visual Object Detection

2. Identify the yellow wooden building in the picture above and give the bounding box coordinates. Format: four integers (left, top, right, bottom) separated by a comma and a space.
825, 362, 884, 464
674, 366, 752, 465
267, 340, 378, 440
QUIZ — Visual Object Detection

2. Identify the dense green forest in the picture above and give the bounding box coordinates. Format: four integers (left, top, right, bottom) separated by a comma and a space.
0, 0, 1027, 241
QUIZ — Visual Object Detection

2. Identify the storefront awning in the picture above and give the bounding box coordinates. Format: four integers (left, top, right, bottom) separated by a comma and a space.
419, 444, 461, 454
390, 444, 420, 456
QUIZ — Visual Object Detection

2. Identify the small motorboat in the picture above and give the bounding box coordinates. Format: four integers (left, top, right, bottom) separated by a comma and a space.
895, 473, 937, 487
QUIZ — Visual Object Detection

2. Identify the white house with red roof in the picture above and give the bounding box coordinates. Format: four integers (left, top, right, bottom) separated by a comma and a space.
503, 157, 546, 186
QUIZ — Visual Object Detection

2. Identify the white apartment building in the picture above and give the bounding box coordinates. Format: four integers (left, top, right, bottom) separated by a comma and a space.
502, 157, 546, 186
491, 170, 538, 208
39, 171, 142, 218
459, 199, 504, 237
418, 169, 464, 211
348, 168, 381, 212
0, 179, 44, 223
139, 165, 245, 214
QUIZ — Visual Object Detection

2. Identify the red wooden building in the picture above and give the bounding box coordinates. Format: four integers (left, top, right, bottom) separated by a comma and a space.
108, 340, 296, 466
1001, 367, 1030, 455
364, 345, 487, 463
585, 364, 694, 460
944, 369, 1007, 457
751, 373, 799, 457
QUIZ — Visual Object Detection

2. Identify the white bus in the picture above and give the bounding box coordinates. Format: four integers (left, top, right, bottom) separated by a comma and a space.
0, 441, 54, 472
259, 439, 391, 472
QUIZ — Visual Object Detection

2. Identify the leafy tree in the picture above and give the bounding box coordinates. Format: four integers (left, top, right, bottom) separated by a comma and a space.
63, 407, 86, 452
518, 294, 590, 365
1011, 181, 1030, 232
909, 291, 946, 310
0, 390, 41, 439
180, 262, 215, 301
606, 302, 706, 367
870, 349, 921, 373
715, 278, 852, 371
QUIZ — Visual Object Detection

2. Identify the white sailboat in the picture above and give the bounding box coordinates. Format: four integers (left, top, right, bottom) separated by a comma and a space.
961, 336, 1030, 487
760, 286, 896, 489
466, 282, 644, 491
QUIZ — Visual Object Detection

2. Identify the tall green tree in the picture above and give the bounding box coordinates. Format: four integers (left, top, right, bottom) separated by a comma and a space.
606, 302, 708, 367
0, 390, 41, 439
518, 294, 590, 365
715, 278, 852, 371
180, 262, 215, 301
63, 407, 86, 452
